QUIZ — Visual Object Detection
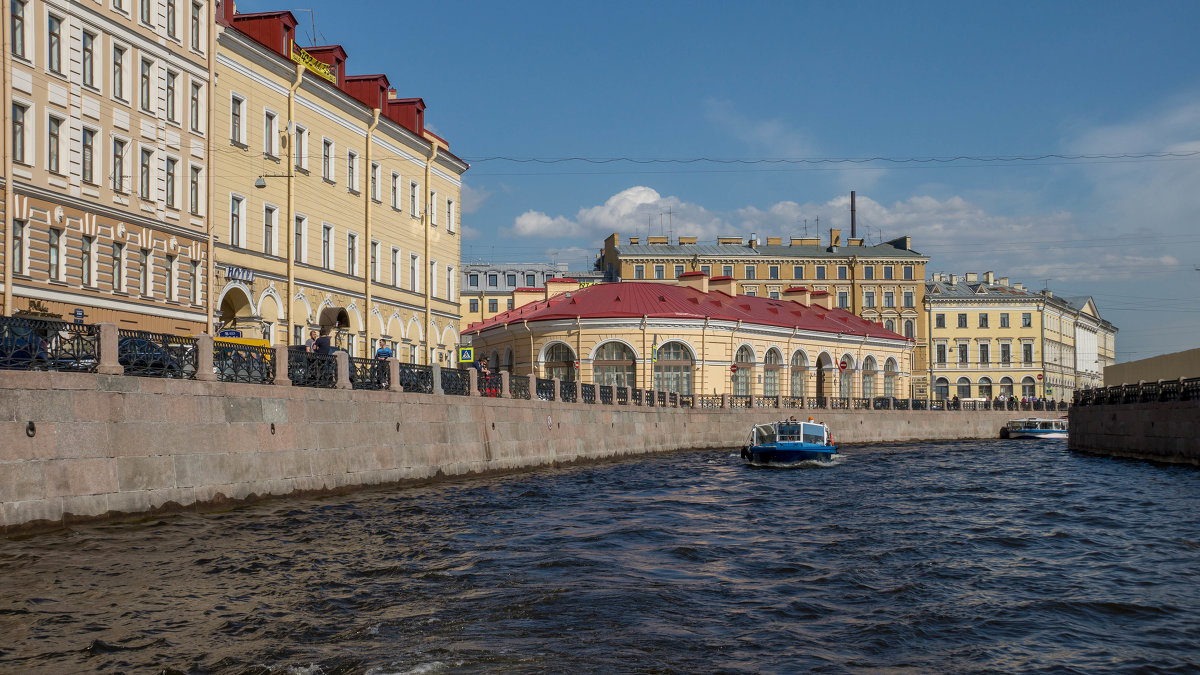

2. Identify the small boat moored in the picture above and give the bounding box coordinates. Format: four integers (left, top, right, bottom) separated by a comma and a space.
1003, 417, 1068, 440
741, 418, 838, 465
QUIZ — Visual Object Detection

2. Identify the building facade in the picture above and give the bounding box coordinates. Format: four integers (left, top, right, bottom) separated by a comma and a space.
460, 261, 603, 325
464, 274, 914, 399
2, 0, 213, 332
599, 230, 930, 397
925, 271, 1116, 403
211, 3, 467, 362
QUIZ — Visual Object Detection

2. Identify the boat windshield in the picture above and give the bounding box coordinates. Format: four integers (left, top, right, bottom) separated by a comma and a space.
801, 423, 825, 445
754, 424, 777, 445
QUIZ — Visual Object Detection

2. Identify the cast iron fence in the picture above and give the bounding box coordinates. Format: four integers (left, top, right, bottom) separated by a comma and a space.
349, 356, 388, 390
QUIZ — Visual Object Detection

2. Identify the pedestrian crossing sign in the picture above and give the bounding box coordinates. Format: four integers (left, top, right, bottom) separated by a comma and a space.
458, 347, 474, 363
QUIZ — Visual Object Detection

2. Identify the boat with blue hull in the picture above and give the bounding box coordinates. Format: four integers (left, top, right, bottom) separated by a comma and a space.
741, 419, 838, 465
1003, 417, 1068, 440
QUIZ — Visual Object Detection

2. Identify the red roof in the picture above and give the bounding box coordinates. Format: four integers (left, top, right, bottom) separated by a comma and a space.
465, 282, 906, 340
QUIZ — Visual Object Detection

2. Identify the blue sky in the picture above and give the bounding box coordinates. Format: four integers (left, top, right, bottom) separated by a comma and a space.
239, 0, 1200, 363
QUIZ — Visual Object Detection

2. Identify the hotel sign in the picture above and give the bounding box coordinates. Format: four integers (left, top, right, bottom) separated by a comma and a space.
289, 41, 337, 85
224, 266, 255, 282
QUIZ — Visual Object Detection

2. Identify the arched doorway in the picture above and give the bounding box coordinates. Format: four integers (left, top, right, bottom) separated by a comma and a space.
734, 345, 754, 396
979, 377, 993, 399
957, 376, 972, 399
544, 342, 576, 381
653, 341, 693, 394
815, 352, 834, 398
763, 348, 782, 397
218, 286, 256, 332
1021, 376, 1036, 399
594, 341, 636, 387
790, 350, 809, 398
318, 306, 351, 351
1000, 376, 1014, 398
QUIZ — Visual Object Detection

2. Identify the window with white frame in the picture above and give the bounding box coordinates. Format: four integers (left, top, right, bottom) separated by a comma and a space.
11, 1, 26, 59
112, 138, 127, 192
189, 82, 202, 133
11, 103, 26, 164
139, 248, 151, 296
166, 0, 177, 39
229, 195, 244, 247
47, 14, 63, 74
112, 242, 125, 291
447, 199, 455, 233
140, 58, 154, 112
410, 254, 419, 292
370, 162, 380, 201
139, 147, 152, 199
165, 157, 177, 208
11, 220, 25, 274
346, 151, 358, 192
429, 190, 438, 225
190, 259, 200, 303
230, 94, 245, 144
47, 116, 62, 174
82, 30, 95, 87
293, 124, 307, 169
48, 229, 62, 280
446, 265, 454, 301
263, 205, 276, 255
165, 255, 176, 300
409, 181, 418, 216
139, 0, 152, 25
165, 70, 178, 122
370, 240, 379, 281
322, 139, 333, 180
430, 260, 437, 296
390, 173, 399, 209
112, 45, 126, 101
189, 165, 202, 214
390, 248, 399, 286
321, 224, 332, 269
293, 215, 306, 263
190, 2, 203, 51
347, 233, 358, 275
263, 110, 278, 156
81, 236, 95, 286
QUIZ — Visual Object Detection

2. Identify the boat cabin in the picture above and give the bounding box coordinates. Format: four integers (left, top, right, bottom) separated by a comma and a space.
753, 422, 830, 446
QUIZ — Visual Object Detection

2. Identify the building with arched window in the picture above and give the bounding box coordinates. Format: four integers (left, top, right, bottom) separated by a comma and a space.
464, 273, 914, 398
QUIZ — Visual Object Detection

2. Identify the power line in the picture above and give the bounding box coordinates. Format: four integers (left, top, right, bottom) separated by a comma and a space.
463, 150, 1200, 165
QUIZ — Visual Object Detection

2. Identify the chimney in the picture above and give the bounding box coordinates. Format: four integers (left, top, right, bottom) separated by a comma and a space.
983, 271, 994, 284
810, 290, 834, 310
966, 272, 978, 283
766, 236, 782, 246
783, 286, 811, 305
709, 275, 736, 296
829, 228, 841, 250
850, 190, 856, 239
647, 235, 669, 245
998, 276, 1009, 286
544, 277, 580, 300
749, 232, 758, 248
629, 237, 640, 245
677, 236, 697, 245
717, 236, 742, 245
512, 287, 543, 310
1014, 282, 1025, 291
950, 274, 959, 285
676, 270, 709, 294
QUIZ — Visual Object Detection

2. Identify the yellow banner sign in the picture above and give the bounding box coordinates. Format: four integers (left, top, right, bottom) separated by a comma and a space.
289, 41, 337, 85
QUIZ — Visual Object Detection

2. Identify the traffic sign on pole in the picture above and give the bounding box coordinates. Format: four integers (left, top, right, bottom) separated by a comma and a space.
839, 360, 848, 372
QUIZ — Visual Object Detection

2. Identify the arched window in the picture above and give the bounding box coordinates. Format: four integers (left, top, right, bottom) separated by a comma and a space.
957, 376, 972, 399
839, 354, 854, 398
653, 341, 693, 394
934, 376, 949, 401
1000, 376, 1014, 397
763, 348, 782, 396
862, 356, 877, 398
544, 342, 576, 381
978, 376, 993, 399
883, 358, 897, 397
594, 341, 636, 388
1021, 376, 1036, 399
503, 346, 514, 373
489, 349, 500, 370
790, 350, 809, 398
904, 320, 914, 339
885, 319, 895, 332
734, 346, 754, 396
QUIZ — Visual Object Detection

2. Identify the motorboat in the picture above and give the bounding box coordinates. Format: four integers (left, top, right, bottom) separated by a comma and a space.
1003, 417, 1068, 440
741, 418, 838, 465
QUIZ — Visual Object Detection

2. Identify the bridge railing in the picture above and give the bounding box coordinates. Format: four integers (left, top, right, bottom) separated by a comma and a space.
1074, 378, 1200, 406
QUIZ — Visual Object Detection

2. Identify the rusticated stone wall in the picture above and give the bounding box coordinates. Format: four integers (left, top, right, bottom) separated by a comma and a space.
1, 370, 1017, 534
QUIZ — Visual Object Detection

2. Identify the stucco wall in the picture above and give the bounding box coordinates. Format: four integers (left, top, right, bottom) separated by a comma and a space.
1069, 401, 1200, 465
1, 370, 1017, 534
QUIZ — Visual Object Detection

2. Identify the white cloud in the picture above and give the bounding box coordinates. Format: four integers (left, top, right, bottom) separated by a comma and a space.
460, 182, 492, 214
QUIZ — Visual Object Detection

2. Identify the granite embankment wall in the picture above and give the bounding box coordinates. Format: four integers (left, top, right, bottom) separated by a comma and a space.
1, 370, 1015, 533
1069, 401, 1200, 466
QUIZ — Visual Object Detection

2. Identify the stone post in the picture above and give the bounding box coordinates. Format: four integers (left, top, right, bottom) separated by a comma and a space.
96, 322, 123, 375
552, 377, 561, 402
193, 333, 216, 381
775, 395, 782, 409
272, 344, 290, 386
500, 371, 511, 399
432, 364, 443, 395
721, 393, 729, 409
468, 367, 478, 396
387, 357, 402, 393
748, 394, 755, 409
335, 351, 352, 390
648, 389, 655, 407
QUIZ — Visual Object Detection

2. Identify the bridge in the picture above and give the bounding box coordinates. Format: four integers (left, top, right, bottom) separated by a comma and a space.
1071, 379, 1200, 465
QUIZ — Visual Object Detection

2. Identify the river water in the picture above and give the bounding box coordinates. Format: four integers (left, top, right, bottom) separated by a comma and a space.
1, 440, 1198, 674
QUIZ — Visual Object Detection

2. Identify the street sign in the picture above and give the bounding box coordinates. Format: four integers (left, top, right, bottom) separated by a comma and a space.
574, 360, 580, 369
730, 365, 738, 373
458, 347, 474, 363
1037, 373, 1044, 381
839, 360, 848, 372
218, 329, 242, 338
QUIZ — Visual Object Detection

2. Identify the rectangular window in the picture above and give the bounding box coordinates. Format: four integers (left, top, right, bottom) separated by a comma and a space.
674, 265, 684, 278
883, 266, 893, 280
815, 266, 826, 280
140, 249, 151, 296
957, 313, 967, 328
634, 265, 644, 279
935, 313, 945, 329
654, 265, 665, 279
82, 31, 95, 87
446, 266, 454, 301
979, 313, 989, 328
1022, 313, 1032, 328
469, 299, 478, 312
167, 0, 177, 38
447, 199, 455, 233
294, 125, 307, 169
837, 291, 848, 308
864, 291, 875, 308
903, 291, 914, 308
322, 139, 333, 179
140, 0, 151, 24
48, 117, 61, 173
230, 94, 243, 143
347, 233, 358, 273
390, 248, 399, 286
139, 148, 152, 199
1001, 343, 1011, 365
321, 225, 332, 268
507, 299, 514, 310
370, 241, 379, 281
744, 266, 756, 280
793, 265, 803, 279
190, 260, 200, 303
11, 220, 23, 274
525, 273, 535, 286
11, 1, 24, 58
488, 274, 498, 287
488, 299, 498, 313
189, 166, 201, 214
410, 254, 419, 291
189, 83, 201, 132
347, 151, 357, 191
429, 191, 438, 225
370, 162, 380, 201
165, 255, 176, 300
980, 343, 990, 365
165, 71, 177, 122
769, 265, 779, 280
390, 173, 399, 208
958, 344, 968, 364
263, 111, 277, 155
48, 15, 62, 73
862, 266, 874, 280
409, 181, 418, 215
112, 242, 124, 291
468, 273, 479, 287
1000, 313, 1010, 328
506, 273, 517, 286
722, 265, 733, 277
112, 139, 126, 192
837, 265, 847, 280
112, 46, 125, 100
884, 291, 895, 308
294, 216, 305, 263
263, 205, 276, 255
190, 2, 202, 50
165, 158, 177, 207
82, 129, 95, 183
49, 229, 61, 280
11, 104, 25, 164
936, 344, 946, 365
1022, 343, 1033, 364
229, 196, 242, 247
140, 59, 153, 111
904, 265, 913, 280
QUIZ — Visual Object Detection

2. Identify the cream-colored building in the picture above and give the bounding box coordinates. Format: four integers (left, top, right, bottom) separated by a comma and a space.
599, 229, 931, 397
211, 3, 466, 362
2, 0, 213, 332
464, 274, 914, 399
925, 271, 1116, 402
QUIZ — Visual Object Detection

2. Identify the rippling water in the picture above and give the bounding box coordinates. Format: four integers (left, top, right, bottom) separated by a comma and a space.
2, 440, 1198, 674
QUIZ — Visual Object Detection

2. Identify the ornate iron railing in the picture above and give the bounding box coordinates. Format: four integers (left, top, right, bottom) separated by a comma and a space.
616, 386, 629, 405
814, 396, 829, 409
0, 316, 98, 372
536, 377, 556, 401
631, 388, 643, 405
657, 390, 667, 406
873, 397, 893, 410
441, 367, 471, 396
729, 395, 750, 409
907, 399, 923, 410
215, 342, 274, 384
782, 396, 804, 408
117, 329, 197, 379
679, 394, 694, 408
668, 392, 678, 407
479, 372, 503, 397
396, 363, 434, 393
288, 350, 337, 388
697, 395, 721, 409
509, 374, 531, 400
755, 395, 778, 408
598, 384, 613, 405
851, 397, 871, 410
1074, 379, 1200, 406
561, 380, 578, 403
581, 382, 596, 404
349, 356, 388, 390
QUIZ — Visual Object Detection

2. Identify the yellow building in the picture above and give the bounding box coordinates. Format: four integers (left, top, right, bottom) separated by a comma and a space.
2, 0, 214, 332
599, 228, 930, 396
464, 274, 914, 399
211, 3, 467, 362
925, 272, 1116, 403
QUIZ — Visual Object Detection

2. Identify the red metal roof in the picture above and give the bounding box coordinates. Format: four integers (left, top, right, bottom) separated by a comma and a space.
465, 281, 907, 340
